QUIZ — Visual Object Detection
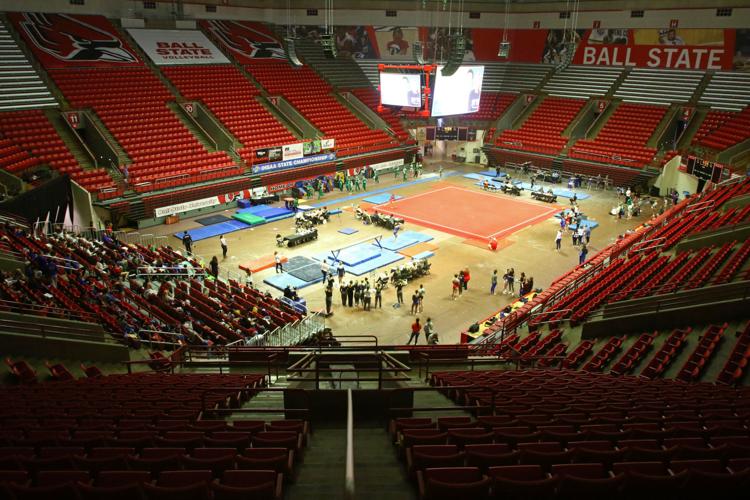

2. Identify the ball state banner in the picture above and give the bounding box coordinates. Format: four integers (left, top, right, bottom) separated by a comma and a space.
199, 20, 285, 63
571, 28, 734, 70
8, 12, 139, 68
127, 29, 229, 65
154, 189, 252, 218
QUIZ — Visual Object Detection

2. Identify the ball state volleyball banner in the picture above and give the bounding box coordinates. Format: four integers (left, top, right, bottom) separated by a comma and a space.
127, 29, 229, 65
8, 12, 139, 68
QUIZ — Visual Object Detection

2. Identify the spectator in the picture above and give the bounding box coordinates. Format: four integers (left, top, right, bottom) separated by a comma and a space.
407, 318, 421, 345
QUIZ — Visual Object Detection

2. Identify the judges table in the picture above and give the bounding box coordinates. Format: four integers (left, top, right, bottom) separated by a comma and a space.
285, 229, 318, 247
531, 191, 558, 203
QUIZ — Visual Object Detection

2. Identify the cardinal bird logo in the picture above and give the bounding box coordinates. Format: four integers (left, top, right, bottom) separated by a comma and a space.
18, 13, 137, 63
205, 20, 285, 60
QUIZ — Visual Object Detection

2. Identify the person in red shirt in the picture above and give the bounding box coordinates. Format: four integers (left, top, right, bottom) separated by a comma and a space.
488, 237, 498, 251
463, 268, 471, 290
408, 318, 421, 345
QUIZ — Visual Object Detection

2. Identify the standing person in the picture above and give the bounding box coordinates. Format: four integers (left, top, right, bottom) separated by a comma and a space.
507, 268, 515, 295
518, 272, 526, 298
584, 226, 591, 245
572, 227, 579, 246
182, 231, 193, 255
321, 260, 329, 282
354, 280, 361, 307
576, 226, 585, 247
410, 290, 420, 314
220, 234, 228, 259
209, 256, 219, 279
337, 261, 345, 284
407, 318, 421, 345
488, 237, 498, 251
490, 270, 498, 295
555, 229, 562, 251
274, 251, 283, 273
347, 280, 355, 307
463, 268, 471, 291
244, 268, 254, 288
374, 283, 383, 308
452, 274, 461, 300
340, 281, 349, 306
395, 279, 404, 305
363, 285, 371, 311
423, 317, 436, 344
393, 222, 401, 240
417, 284, 425, 312
324, 283, 333, 316
579, 244, 589, 265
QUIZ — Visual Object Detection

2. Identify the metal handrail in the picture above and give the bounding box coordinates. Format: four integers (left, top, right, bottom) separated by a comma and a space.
344, 388, 355, 500
0, 298, 98, 322
198, 387, 311, 418
386, 385, 499, 417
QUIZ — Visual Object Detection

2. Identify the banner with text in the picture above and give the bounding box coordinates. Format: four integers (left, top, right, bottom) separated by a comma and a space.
154, 189, 251, 217
127, 29, 229, 65
282, 143, 304, 161
252, 153, 336, 175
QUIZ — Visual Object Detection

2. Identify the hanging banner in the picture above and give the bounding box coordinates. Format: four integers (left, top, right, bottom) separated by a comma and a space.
127, 29, 229, 65
154, 189, 251, 217
252, 153, 337, 175
8, 12, 139, 68
282, 143, 304, 161
199, 20, 286, 62
369, 158, 405, 171
321, 138, 336, 150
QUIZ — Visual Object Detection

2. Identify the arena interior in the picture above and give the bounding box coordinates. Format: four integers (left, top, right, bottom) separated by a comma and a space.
1, 0, 750, 498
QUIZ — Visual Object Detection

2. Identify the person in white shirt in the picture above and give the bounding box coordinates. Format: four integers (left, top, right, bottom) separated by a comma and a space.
321, 260, 329, 282
220, 235, 228, 258
555, 229, 563, 251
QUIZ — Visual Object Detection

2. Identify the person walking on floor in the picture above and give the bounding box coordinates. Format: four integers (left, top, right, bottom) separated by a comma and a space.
347, 280, 355, 306
363, 286, 372, 311
340, 281, 349, 307
374, 283, 383, 308
337, 261, 345, 284
417, 284, 425, 312
490, 270, 498, 295
463, 268, 471, 291
407, 318, 421, 345
579, 244, 589, 265
219, 235, 228, 259
410, 290, 420, 314
209, 256, 219, 279
274, 251, 283, 273
555, 229, 562, 251
457, 271, 465, 296
507, 268, 515, 295
424, 318, 436, 344
452, 274, 460, 300
321, 260, 329, 282
182, 231, 193, 255
395, 279, 404, 306
324, 283, 333, 316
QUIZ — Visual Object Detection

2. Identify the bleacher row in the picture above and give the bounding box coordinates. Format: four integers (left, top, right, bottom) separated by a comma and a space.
0, 224, 302, 345
392, 370, 750, 498
0, 373, 310, 499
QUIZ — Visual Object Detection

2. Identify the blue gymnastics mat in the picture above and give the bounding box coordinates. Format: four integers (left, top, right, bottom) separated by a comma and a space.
480, 170, 506, 177
236, 204, 270, 214
338, 227, 358, 235
285, 255, 319, 273
375, 230, 434, 251
464, 173, 488, 181
288, 264, 325, 283
362, 192, 403, 205
329, 208, 342, 215
569, 220, 599, 231
173, 219, 250, 242
410, 251, 435, 260
252, 206, 293, 219
195, 214, 232, 226
318, 249, 404, 276
263, 273, 313, 292
336, 244, 382, 267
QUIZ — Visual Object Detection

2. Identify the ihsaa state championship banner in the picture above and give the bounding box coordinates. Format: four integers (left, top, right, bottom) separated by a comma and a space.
127, 29, 229, 65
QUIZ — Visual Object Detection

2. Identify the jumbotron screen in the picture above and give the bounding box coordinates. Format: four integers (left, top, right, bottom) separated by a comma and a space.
379, 72, 422, 107
431, 65, 484, 117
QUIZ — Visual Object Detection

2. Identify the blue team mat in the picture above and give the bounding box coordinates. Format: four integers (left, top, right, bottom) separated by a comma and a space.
195, 214, 232, 226
376, 234, 420, 251
237, 199, 252, 209
464, 173, 489, 181
236, 204, 270, 214
363, 192, 403, 205
288, 264, 325, 283
338, 227, 359, 235
400, 231, 434, 243
410, 251, 435, 260
481, 170, 507, 177
336, 245, 381, 266
263, 273, 313, 291
318, 249, 404, 276
329, 208, 342, 215
569, 220, 599, 231
253, 206, 293, 219
173, 219, 250, 242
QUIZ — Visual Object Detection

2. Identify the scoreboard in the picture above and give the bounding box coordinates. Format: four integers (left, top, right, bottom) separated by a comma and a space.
686, 156, 724, 184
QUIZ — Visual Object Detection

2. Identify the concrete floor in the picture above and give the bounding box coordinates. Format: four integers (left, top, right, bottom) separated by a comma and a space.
150, 161, 644, 345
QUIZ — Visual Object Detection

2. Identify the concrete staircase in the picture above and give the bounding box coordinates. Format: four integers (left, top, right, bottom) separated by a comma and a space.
0, 17, 57, 110
43, 109, 95, 170
295, 39, 371, 89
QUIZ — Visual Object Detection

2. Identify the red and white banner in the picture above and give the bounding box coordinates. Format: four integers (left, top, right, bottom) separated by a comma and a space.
199, 20, 285, 63
127, 29, 229, 65
154, 189, 251, 217
9, 13, 139, 68
282, 143, 304, 161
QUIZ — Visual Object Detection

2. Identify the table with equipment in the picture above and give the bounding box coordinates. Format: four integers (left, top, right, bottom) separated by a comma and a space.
284, 229, 318, 247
